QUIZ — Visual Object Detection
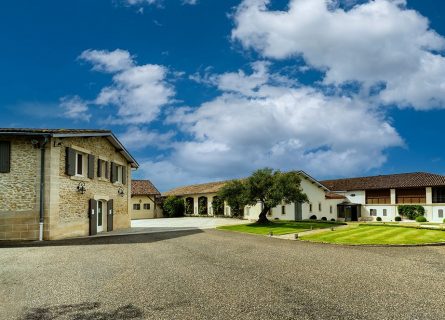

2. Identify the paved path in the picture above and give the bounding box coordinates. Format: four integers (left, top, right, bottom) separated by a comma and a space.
2, 229, 445, 319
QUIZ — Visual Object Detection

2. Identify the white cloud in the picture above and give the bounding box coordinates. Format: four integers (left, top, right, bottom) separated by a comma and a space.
78, 49, 175, 124
59, 96, 91, 122
118, 126, 175, 150
182, 0, 198, 5
79, 49, 134, 73
232, 0, 445, 109
153, 64, 403, 190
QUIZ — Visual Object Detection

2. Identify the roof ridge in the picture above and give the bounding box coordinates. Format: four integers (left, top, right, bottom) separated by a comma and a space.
320, 171, 442, 182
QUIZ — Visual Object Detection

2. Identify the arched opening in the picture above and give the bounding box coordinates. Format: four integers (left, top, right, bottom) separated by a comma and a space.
212, 196, 224, 216
185, 197, 194, 215
198, 196, 208, 215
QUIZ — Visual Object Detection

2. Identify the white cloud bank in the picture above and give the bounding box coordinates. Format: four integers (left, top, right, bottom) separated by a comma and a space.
141, 63, 403, 191
232, 0, 445, 109
65, 49, 175, 125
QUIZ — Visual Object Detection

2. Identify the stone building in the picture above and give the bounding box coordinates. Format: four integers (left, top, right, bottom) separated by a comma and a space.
0, 128, 139, 241
131, 180, 162, 219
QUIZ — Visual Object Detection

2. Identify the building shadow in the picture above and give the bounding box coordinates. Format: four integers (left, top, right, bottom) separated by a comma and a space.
0, 228, 203, 248
21, 302, 143, 320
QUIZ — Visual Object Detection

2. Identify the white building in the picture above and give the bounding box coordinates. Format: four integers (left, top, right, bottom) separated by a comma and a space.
321, 172, 445, 223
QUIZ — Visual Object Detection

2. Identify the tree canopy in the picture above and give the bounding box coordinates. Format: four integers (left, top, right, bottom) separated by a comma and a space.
218, 168, 308, 223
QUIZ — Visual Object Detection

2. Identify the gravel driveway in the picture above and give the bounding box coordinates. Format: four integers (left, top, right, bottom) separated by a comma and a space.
1, 229, 445, 319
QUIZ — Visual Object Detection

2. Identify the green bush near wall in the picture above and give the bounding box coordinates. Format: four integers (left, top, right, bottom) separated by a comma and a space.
397, 205, 425, 220
163, 196, 185, 217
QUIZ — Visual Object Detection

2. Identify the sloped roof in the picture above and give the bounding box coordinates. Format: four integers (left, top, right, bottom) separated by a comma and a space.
163, 170, 329, 197
132, 180, 160, 196
0, 128, 139, 168
163, 180, 230, 196
321, 172, 445, 191
325, 192, 346, 200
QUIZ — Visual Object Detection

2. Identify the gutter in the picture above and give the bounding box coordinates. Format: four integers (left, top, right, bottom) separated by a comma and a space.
39, 136, 49, 241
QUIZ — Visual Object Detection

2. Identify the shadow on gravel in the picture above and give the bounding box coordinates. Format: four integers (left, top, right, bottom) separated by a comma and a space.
21, 302, 143, 320
0, 229, 203, 248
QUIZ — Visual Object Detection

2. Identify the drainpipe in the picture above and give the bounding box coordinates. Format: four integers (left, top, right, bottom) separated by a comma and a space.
39, 136, 49, 241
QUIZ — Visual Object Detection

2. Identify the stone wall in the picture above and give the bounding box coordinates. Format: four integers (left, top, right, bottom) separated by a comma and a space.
131, 195, 160, 219
49, 136, 131, 239
0, 137, 40, 240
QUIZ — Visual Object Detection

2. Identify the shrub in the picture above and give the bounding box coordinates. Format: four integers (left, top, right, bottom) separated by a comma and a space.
415, 216, 428, 223
321, 217, 327, 221
398, 205, 425, 220
162, 196, 185, 218
443, 218, 445, 224
330, 218, 336, 222
395, 216, 402, 222
376, 217, 382, 222
309, 215, 317, 220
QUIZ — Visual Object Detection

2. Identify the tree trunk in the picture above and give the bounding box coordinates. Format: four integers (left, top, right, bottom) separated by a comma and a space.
256, 206, 270, 224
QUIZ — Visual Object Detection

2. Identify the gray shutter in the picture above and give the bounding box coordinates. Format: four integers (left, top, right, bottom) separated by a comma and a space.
105, 161, 109, 179
88, 154, 95, 179
89, 199, 98, 236
122, 166, 127, 185
110, 162, 116, 183
97, 159, 102, 178
107, 199, 114, 231
0, 141, 11, 173
65, 147, 76, 176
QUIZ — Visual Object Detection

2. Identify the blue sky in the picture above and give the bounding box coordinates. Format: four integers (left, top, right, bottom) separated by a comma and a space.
1, 0, 445, 191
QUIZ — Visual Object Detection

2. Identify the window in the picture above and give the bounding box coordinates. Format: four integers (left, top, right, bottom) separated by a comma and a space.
245, 207, 250, 216
383, 209, 387, 216
366, 189, 390, 204
76, 153, 84, 176
133, 204, 141, 210
281, 206, 286, 215
143, 203, 150, 210
117, 166, 123, 183
432, 187, 445, 203
370, 209, 377, 216
330, 205, 333, 214
438, 209, 444, 218
0, 141, 11, 173
318, 203, 322, 212
97, 159, 107, 178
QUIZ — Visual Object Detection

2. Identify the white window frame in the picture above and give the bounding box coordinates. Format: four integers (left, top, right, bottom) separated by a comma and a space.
75, 152, 87, 177
438, 209, 444, 219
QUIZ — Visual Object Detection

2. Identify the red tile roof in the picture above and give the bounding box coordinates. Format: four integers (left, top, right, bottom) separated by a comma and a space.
321, 172, 445, 191
131, 180, 160, 196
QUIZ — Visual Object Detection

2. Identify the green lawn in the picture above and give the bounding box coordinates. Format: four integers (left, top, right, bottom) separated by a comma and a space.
301, 224, 445, 245
217, 220, 343, 235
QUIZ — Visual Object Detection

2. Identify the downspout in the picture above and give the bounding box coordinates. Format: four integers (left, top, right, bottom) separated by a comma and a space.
39, 136, 49, 241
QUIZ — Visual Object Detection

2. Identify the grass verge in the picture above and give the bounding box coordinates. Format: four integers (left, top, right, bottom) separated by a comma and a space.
300, 224, 445, 245
217, 220, 344, 235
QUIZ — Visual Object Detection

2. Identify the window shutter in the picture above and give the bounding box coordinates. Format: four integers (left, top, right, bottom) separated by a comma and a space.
87, 154, 95, 179
105, 161, 109, 179
97, 159, 102, 178
0, 141, 11, 173
107, 199, 114, 231
89, 199, 98, 236
122, 166, 127, 185
65, 147, 76, 176
110, 162, 117, 183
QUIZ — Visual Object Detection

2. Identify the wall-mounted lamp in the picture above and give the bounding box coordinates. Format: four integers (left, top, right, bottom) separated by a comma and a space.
77, 182, 86, 194
118, 187, 125, 197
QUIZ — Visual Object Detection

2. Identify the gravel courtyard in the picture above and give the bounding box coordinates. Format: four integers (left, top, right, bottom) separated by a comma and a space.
1, 229, 445, 320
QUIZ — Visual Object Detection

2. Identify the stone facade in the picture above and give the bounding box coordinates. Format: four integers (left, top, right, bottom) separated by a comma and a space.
0, 137, 40, 240
0, 134, 135, 241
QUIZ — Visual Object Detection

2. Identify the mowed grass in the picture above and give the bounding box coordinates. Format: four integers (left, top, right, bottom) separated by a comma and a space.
301, 224, 445, 245
217, 220, 343, 235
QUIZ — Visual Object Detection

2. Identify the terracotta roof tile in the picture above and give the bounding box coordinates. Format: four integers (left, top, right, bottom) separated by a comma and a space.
131, 180, 160, 196
163, 180, 231, 197
321, 172, 445, 191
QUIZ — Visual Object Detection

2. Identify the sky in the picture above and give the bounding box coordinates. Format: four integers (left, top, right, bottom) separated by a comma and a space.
1, 0, 445, 191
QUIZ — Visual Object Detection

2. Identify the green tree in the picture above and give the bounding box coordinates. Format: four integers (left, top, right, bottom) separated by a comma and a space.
244, 168, 308, 224
398, 205, 425, 220
218, 180, 246, 217
162, 196, 185, 218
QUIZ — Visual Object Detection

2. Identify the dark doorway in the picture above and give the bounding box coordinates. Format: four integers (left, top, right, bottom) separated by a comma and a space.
351, 206, 358, 221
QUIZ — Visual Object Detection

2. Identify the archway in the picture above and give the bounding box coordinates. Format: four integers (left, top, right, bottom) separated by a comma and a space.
185, 197, 194, 215
198, 196, 208, 215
